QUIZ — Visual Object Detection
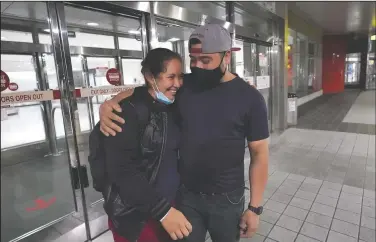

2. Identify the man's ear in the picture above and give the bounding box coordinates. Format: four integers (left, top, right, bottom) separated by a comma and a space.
224, 51, 232, 66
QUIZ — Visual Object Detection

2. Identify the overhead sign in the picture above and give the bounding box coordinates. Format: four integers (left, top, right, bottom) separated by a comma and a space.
79, 85, 140, 98
68, 31, 76, 38
1, 85, 143, 107
106, 68, 121, 86
1, 70, 10, 92
1, 90, 54, 106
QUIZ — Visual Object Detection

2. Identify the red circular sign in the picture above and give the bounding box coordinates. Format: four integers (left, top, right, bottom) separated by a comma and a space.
9, 82, 19, 91
106, 68, 121, 86
1, 70, 10, 92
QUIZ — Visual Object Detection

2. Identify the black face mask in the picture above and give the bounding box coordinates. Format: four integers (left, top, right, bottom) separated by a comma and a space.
190, 55, 226, 91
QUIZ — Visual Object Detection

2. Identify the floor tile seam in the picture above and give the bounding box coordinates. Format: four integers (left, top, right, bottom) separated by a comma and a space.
324, 183, 349, 242
358, 195, 364, 242
263, 175, 303, 240
294, 181, 325, 242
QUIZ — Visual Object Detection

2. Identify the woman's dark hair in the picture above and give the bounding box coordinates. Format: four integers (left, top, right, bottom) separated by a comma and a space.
141, 48, 182, 84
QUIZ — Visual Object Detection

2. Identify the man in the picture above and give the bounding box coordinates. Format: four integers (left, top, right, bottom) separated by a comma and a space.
99, 23, 269, 242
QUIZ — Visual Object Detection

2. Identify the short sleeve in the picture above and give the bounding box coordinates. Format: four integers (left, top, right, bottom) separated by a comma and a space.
245, 89, 270, 142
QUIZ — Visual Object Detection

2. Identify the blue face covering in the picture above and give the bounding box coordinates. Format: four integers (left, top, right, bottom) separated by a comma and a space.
153, 78, 175, 105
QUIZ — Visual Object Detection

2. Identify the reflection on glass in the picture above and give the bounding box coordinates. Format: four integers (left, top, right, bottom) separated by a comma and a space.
1, 3, 76, 238
119, 37, 142, 51
1, 54, 46, 148
345, 53, 361, 85
235, 40, 244, 78
84, 57, 116, 129
122, 59, 143, 84
242, 42, 256, 81
39, 32, 116, 49
1, 29, 33, 43
156, 23, 195, 73
184, 40, 191, 73
256, 45, 272, 130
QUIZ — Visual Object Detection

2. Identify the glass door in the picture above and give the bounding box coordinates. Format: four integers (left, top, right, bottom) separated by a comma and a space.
53, 2, 145, 239
241, 40, 272, 132
256, 44, 272, 132
156, 20, 197, 73
239, 40, 257, 85
345, 53, 361, 85
1, 24, 77, 242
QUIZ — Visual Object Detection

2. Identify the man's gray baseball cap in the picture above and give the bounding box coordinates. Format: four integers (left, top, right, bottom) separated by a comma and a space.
189, 23, 241, 54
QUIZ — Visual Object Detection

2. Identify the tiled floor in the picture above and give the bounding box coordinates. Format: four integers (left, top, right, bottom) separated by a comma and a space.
343, 91, 375, 125
90, 128, 376, 242
93, 231, 113, 242
231, 170, 375, 242
266, 128, 375, 190
297, 90, 375, 135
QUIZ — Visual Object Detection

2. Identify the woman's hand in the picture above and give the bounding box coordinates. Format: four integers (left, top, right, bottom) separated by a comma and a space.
161, 207, 192, 240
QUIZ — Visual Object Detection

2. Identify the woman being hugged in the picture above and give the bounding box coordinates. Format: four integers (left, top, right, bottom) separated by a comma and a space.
100, 48, 191, 242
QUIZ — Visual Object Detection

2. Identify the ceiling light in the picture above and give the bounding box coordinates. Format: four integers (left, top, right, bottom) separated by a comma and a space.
1, 36, 6, 40
44, 29, 50, 33
128, 30, 140, 35
371, 35, 376, 41
87, 22, 99, 26
167, 37, 180, 42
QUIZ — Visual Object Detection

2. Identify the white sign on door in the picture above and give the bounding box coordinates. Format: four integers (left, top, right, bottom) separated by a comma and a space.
256, 76, 270, 90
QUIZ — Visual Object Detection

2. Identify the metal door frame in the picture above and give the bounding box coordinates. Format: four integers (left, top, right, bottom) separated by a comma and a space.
46, 2, 92, 240
255, 44, 273, 132
45, 2, 147, 241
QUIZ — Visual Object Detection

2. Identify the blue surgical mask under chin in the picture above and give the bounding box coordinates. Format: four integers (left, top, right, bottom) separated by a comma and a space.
155, 91, 174, 105
153, 78, 175, 105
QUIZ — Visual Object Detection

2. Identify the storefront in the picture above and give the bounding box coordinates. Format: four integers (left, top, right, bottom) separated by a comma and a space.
288, 28, 322, 97
0, 2, 286, 241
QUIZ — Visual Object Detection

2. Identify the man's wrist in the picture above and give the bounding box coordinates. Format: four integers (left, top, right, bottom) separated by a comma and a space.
249, 200, 262, 207
248, 204, 263, 215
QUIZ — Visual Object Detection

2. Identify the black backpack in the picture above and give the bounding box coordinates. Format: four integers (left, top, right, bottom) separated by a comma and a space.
88, 98, 149, 193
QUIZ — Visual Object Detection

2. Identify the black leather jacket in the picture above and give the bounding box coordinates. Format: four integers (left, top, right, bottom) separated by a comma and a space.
102, 87, 171, 241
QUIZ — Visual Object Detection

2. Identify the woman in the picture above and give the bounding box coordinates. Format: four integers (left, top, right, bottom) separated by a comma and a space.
102, 48, 191, 242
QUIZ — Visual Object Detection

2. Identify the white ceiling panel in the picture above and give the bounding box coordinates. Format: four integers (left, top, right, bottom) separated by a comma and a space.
1, 2, 141, 35
294, 2, 375, 34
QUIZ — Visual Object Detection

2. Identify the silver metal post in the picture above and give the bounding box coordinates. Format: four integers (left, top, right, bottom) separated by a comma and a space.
146, 2, 159, 50
46, 2, 92, 240
141, 13, 149, 57
226, 2, 236, 74
114, 34, 124, 85
82, 56, 95, 130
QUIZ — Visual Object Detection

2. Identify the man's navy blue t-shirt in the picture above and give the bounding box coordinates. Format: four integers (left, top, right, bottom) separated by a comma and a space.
176, 74, 269, 193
